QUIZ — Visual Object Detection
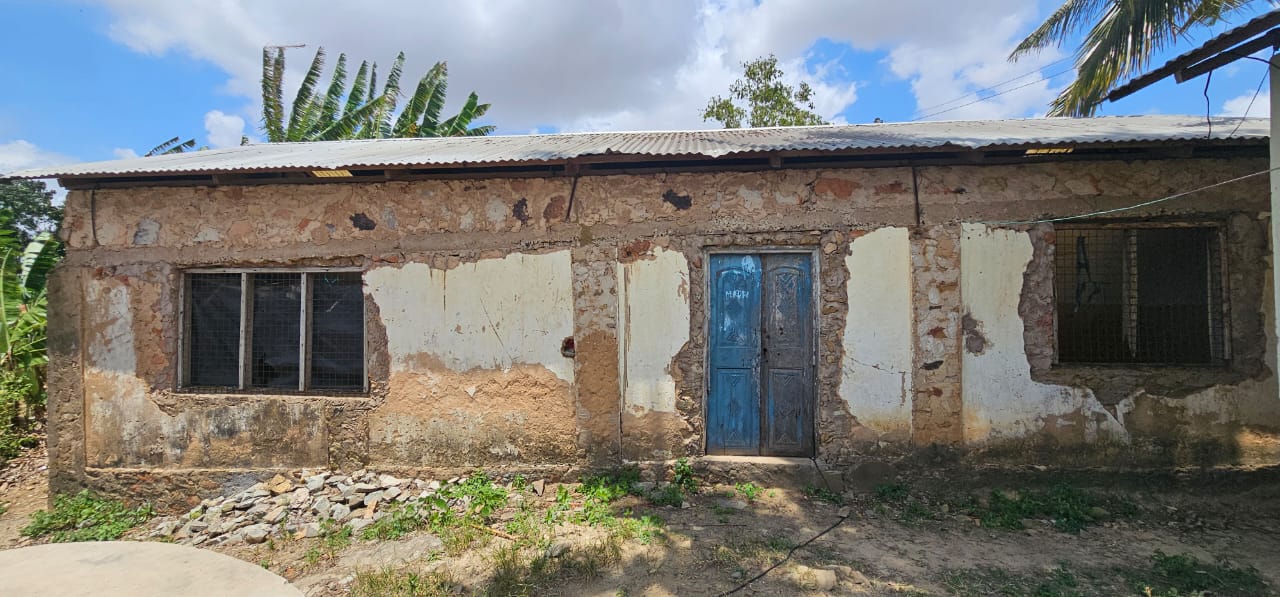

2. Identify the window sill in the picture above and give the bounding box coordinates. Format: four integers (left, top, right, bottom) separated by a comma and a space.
175, 386, 369, 399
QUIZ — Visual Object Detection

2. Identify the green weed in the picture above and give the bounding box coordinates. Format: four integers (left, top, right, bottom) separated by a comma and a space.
649, 484, 685, 508
672, 458, 698, 493
977, 485, 1135, 533
803, 484, 844, 506
1125, 551, 1268, 597
21, 490, 153, 542
735, 482, 763, 503
941, 565, 1083, 597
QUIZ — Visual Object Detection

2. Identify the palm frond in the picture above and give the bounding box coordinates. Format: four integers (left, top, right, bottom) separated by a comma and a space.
311, 95, 387, 141
286, 48, 327, 141
377, 52, 407, 137
1015, 0, 1254, 116
261, 47, 286, 142
143, 137, 197, 157
318, 53, 348, 129
343, 60, 371, 120
393, 72, 435, 136
420, 62, 449, 136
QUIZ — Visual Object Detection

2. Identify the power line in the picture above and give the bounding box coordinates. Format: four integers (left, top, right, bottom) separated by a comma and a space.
1228, 65, 1269, 137
912, 67, 1076, 121
912, 55, 1076, 115
985, 167, 1277, 226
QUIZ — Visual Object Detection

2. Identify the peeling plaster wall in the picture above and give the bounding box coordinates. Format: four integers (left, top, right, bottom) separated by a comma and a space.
619, 248, 690, 414
839, 227, 913, 438
365, 252, 576, 381
618, 247, 691, 460
363, 251, 578, 467
959, 225, 1127, 444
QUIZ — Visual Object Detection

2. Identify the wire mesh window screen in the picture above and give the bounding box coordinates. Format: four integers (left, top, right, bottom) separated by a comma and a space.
309, 272, 364, 390
250, 273, 302, 389
186, 274, 241, 386
183, 270, 366, 391
1054, 225, 1224, 365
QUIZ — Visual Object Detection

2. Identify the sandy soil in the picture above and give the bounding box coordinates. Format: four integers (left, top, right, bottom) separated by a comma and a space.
3, 447, 1280, 596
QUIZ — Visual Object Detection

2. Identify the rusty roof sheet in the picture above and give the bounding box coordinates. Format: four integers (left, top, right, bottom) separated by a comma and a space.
7, 114, 1268, 180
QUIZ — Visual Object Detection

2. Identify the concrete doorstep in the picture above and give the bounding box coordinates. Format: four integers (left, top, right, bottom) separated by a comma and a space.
0, 541, 302, 596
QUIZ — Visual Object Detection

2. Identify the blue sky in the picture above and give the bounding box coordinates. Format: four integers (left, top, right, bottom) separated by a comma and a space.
0, 0, 1273, 175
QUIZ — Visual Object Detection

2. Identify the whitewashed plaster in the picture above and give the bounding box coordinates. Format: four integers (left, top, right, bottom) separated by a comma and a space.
366, 251, 576, 382
617, 248, 690, 414
838, 227, 913, 435
959, 224, 1127, 444
84, 277, 137, 375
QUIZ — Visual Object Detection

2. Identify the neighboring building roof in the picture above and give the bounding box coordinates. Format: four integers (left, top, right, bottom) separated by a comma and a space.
7, 114, 1268, 181
1107, 9, 1280, 101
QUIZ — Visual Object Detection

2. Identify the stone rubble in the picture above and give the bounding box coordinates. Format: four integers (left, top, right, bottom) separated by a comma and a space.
149, 470, 476, 547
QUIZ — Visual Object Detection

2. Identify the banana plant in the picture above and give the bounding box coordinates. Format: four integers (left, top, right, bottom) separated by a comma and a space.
260, 46, 492, 142
0, 224, 60, 421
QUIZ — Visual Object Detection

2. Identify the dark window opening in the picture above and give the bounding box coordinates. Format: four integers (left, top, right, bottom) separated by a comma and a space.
1054, 225, 1225, 365
184, 271, 366, 392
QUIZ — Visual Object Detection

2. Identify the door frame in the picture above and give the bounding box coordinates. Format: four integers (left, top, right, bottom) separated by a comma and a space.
701, 247, 821, 457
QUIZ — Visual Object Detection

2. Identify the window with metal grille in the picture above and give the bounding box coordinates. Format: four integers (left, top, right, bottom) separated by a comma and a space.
182, 270, 366, 392
1053, 224, 1225, 365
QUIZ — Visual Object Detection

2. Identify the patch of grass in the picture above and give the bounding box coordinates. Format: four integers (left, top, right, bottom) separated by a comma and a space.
351, 567, 457, 597
581, 467, 642, 503
438, 471, 509, 521
803, 484, 844, 506
610, 512, 664, 544
0, 501, 8, 518
941, 565, 1084, 597
735, 482, 762, 503
875, 483, 910, 501
1124, 551, 1268, 597
649, 484, 685, 508
487, 535, 625, 596
977, 485, 1135, 533
362, 500, 430, 541
21, 490, 153, 542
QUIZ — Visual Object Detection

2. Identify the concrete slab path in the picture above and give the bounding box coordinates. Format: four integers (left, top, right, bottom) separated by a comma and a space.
0, 541, 302, 596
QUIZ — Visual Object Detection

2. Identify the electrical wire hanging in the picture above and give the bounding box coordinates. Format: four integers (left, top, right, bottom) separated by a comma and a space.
912, 56, 1075, 116
912, 67, 1075, 121
984, 167, 1279, 226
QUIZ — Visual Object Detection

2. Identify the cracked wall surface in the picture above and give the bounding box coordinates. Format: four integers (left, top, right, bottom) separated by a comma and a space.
47, 155, 1280, 506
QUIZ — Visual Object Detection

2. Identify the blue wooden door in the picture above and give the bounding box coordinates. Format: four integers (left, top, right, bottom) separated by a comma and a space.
761, 254, 815, 456
707, 255, 762, 455
707, 253, 814, 456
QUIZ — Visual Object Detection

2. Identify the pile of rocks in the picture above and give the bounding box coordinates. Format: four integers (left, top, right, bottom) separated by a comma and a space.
151, 470, 470, 547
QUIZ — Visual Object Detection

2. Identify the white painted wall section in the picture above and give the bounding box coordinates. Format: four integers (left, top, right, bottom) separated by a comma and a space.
959, 224, 1126, 443
84, 277, 137, 375
366, 251, 576, 382
838, 227, 913, 435
618, 248, 690, 414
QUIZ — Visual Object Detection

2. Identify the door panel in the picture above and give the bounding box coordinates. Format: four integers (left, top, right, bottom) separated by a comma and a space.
761, 254, 814, 456
707, 255, 762, 455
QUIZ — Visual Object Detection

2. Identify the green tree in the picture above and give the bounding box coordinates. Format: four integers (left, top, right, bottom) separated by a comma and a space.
0, 181, 61, 245
702, 55, 827, 128
144, 137, 198, 156
0, 214, 59, 460
261, 47, 494, 142
1011, 0, 1254, 117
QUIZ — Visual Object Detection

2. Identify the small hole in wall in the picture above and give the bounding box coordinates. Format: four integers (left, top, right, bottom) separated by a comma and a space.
561, 337, 576, 358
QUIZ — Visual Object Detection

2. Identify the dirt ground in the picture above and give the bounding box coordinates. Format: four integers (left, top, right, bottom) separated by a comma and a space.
3, 444, 1280, 596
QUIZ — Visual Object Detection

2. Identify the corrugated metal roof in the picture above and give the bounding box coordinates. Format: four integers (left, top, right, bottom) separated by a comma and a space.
7, 114, 1268, 180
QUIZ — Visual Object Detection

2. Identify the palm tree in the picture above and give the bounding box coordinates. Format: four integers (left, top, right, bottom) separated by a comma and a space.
144, 137, 198, 156
1011, 0, 1255, 117
261, 47, 494, 142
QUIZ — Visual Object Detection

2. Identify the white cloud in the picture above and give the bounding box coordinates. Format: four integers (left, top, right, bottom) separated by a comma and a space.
0, 140, 74, 176
112, 147, 140, 159
204, 110, 247, 148
1220, 89, 1269, 118
96, 0, 1064, 132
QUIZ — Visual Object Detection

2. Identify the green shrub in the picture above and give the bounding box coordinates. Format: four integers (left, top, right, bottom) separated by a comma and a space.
21, 490, 153, 542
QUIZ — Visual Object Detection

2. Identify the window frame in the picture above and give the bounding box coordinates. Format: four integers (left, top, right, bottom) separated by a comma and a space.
1051, 220, 1231, 367
178, 267, 368, 393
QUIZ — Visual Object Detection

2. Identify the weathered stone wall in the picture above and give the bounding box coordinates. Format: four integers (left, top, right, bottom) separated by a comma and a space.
48, 155, 1280, 505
